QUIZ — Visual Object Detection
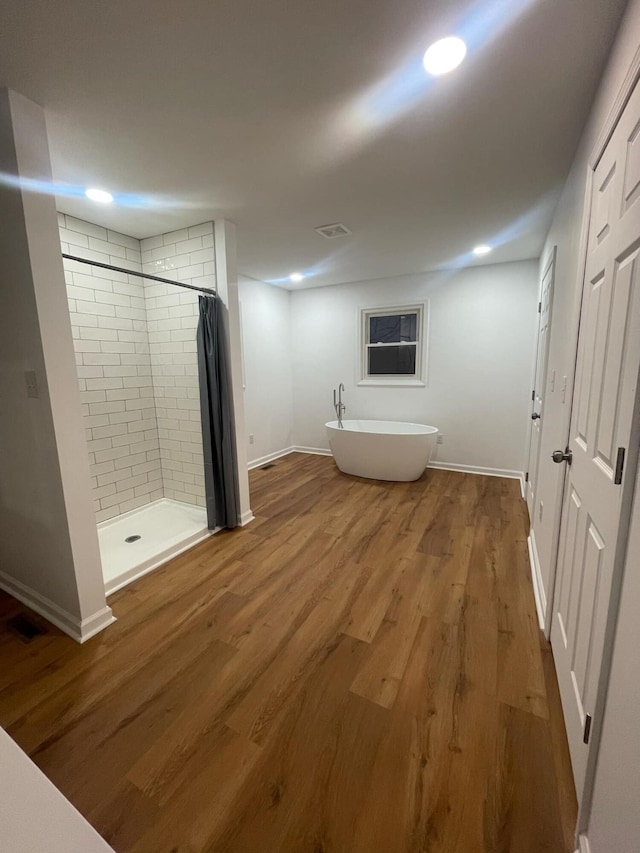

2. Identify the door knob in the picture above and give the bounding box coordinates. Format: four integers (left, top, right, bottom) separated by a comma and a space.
552, 448, 573, 465
531, 412, 541, 420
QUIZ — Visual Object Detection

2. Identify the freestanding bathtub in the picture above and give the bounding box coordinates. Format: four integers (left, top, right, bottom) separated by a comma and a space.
326, 419, 439, 482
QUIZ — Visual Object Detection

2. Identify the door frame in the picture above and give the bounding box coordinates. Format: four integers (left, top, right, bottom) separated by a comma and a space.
525, 245, 557, 520
549, 45, 640, 843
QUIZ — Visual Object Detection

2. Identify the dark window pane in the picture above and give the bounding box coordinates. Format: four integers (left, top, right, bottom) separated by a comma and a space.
369, 313, 417, 344
368, 345, 417, 375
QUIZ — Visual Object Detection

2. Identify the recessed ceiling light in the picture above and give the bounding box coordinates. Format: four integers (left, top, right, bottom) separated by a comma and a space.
85, 187, 114, 204
423, 37, 467, 76
289, 272, 304, 283
473, 245, 492, 256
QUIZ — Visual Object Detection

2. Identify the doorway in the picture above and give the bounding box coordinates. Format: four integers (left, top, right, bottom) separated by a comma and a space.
526, 248, 556, 520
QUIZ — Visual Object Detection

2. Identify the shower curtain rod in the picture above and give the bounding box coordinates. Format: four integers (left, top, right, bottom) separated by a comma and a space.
62, 253, 216, 295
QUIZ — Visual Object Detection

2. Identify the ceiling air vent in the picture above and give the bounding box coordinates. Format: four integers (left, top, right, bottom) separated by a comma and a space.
314, 223, 352, 239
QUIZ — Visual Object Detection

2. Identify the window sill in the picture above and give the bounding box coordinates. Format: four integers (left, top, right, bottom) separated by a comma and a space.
357, 379, 426, 387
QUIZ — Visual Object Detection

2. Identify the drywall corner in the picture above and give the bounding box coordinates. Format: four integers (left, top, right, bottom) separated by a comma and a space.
215, 220, 253, 524
0, 87, 111, 640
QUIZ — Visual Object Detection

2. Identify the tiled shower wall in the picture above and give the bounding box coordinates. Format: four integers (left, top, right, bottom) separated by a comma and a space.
60, 216, 215, 520
141, 223, 215, 507
61, 215, 162, 522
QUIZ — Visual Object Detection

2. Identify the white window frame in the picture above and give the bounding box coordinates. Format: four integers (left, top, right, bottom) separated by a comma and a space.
357, 302, 428, 387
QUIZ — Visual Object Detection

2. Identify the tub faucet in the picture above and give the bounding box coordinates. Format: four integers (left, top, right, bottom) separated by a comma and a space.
333, 383, 346, 428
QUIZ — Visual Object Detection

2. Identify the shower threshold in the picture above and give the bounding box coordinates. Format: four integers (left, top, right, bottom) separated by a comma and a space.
98, 498, 213, 595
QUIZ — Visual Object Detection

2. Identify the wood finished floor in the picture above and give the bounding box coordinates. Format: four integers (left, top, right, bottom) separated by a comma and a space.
0, 453, 577, 852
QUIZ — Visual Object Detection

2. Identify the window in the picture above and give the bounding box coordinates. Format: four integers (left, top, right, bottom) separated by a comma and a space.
359, 303, 426, 386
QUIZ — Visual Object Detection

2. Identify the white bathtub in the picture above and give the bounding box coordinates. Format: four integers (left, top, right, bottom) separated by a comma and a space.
326, 419, 439, 482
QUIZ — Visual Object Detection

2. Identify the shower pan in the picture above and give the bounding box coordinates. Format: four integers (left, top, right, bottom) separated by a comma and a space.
98, 499, 212, 594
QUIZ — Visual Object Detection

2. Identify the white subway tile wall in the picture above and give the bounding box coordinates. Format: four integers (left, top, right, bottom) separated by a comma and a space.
141, 223, 214, 508
61, 215, 162, 522
60, 215, 214, 520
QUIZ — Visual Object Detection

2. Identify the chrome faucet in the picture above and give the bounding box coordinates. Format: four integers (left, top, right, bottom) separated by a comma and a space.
333, 383, 346, 428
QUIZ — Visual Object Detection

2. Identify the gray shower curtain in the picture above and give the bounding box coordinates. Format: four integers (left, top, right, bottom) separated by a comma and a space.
196, 295, 239, 530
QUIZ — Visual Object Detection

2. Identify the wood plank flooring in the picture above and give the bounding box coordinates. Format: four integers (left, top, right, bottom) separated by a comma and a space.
0, 453, 577, 852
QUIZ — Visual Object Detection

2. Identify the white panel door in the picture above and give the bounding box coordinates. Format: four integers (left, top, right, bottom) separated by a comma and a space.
526, 252, 555, 518
551, 79, 640, 799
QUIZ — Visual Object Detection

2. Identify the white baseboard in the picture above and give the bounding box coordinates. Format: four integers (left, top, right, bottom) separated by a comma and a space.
239, 509, 255, 526
427, 460, 524, 481
249, 451, 525, 487
247, 445, 332, 469
77, 607, 118, 642
527, 532, 546, 631
250, 451, 524, 476
0, 570, 115, 643
247, 446, 296, 470
578, 834, 591, 853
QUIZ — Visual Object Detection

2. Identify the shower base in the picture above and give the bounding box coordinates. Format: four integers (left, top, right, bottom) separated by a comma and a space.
98, 498, 212, 595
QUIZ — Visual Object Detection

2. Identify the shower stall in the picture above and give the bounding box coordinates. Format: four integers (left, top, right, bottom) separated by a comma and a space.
60, 214, 218, 593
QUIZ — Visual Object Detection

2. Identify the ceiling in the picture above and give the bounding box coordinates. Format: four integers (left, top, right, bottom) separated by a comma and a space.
0, 0, 628, 289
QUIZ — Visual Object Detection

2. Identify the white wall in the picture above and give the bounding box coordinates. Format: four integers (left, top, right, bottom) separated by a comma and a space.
0, 88, 112, 641
239, 276, 293, 466
289, 261, 538, 474
531, 0, 640, 620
